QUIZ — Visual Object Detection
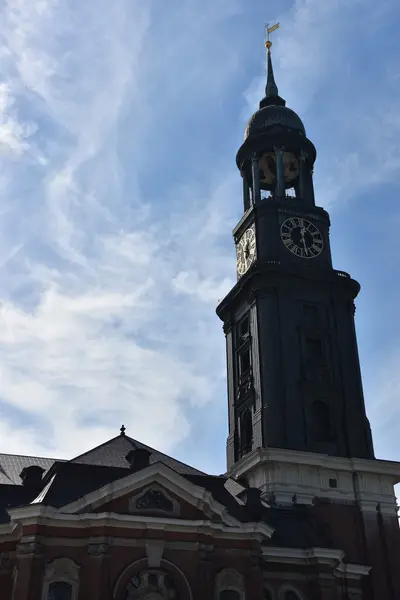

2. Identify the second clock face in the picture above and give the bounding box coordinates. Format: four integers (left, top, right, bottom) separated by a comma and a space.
236, 227, 256, 276
280, 217, 324, 259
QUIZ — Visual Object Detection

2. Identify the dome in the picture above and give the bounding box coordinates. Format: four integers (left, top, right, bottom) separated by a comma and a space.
245, 105, 306, 140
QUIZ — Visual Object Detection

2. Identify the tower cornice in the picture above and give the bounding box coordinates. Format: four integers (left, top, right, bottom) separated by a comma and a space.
216, 262, 360, 322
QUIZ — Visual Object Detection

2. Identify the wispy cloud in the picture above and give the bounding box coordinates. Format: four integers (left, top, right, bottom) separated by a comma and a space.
0, 0, 399, 475
0, 0, 240, 466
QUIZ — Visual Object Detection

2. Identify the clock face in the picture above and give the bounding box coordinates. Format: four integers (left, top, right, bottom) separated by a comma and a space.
280, 217, 323, 259
236, 227, 256, 276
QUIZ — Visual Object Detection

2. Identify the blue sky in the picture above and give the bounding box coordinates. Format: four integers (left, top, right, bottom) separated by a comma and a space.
0, 0, 399, 476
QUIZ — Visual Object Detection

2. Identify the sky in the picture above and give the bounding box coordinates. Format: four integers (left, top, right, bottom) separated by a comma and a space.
0, 0, 400, 476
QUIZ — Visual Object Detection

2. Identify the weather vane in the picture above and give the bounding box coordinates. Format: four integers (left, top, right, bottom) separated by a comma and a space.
265, 22, 280, 52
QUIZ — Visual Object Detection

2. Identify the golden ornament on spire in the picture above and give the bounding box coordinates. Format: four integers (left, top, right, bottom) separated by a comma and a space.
265, 22, 280, 52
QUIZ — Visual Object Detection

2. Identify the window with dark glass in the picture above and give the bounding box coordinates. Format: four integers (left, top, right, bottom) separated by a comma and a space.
238, 315, 250, 343
220, 591, 240, 600
284, 591, 302, 600
48, 582, 72, 600
239, 346, 251, 376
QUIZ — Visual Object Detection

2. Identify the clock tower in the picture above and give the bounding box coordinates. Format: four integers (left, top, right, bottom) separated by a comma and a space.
216, 41, 375, 469
216, 39, 400, 596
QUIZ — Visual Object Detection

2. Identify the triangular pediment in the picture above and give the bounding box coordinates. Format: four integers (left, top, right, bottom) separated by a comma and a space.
61, 462, 241, 527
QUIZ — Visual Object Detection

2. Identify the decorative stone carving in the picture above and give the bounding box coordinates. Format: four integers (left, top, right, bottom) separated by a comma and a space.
44, 558, 80, 583
136, 490, 173, 512
145, 541, 164, 568
129, 485, 179, 515
88, 542, 109, 556
17, 541, 42, 556
122, 570, 177, 600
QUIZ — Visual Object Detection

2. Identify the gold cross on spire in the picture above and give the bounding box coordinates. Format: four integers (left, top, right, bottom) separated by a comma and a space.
265, 22, 280, 52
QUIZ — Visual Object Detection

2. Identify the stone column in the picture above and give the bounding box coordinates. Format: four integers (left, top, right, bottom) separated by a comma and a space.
13, 541, 43, 600
251, 154, 261, 204
300, 156, 316, 207
274, 148, 285, 199
196, 546, 214, 600
83, 542, 111, 600
247, 549, 264, 600
242, 171, 251, 211
299, 151, 307, 200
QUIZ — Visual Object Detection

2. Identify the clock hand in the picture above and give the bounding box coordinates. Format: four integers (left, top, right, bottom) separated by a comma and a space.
300, 227, 309, 255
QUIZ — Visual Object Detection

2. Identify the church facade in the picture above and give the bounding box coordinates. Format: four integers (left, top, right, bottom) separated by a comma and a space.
1, 37, 400, 600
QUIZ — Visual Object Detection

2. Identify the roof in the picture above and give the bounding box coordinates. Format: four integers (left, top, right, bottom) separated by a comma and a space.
0, 453, 61, 486
32, 462, 132, 508
70, 433, 205, 476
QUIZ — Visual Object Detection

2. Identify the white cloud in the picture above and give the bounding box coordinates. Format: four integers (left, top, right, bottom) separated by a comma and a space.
0, 0, 238, 466
0, 0, 398, 478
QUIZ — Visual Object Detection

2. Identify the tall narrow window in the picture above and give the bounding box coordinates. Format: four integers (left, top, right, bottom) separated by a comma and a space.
238, 315, 250, 342
240, 409, 253, 456
239, 346, 251, 376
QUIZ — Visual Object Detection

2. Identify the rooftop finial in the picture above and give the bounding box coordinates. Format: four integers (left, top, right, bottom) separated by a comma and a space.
260, 23, 285, 108
265, 22, 279, 50
120, 424, 126, 436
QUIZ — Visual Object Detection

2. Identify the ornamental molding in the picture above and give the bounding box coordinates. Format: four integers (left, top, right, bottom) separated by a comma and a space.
262, 546, 344, 567
263, 546, 370, 582
227, 448, 400, 513
60, 462, 241, 528
42, 558, 80, 600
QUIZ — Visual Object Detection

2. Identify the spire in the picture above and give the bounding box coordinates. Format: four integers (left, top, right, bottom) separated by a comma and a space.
260, 25, 285, 109
265, 47, 279, 98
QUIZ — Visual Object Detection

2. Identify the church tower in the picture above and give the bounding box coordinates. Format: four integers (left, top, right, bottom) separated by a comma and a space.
217, 30, 400, 598
216, 37, 374, 468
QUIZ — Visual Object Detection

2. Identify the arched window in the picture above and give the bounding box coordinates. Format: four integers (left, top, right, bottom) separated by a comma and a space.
220, 592, 240, 600
284, 593, 301, 600
48, 582, 72, 600
279, 588, 304, 600
42, 559, 79, 600
215, 569, 245, 600
309, 400, 331, 442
